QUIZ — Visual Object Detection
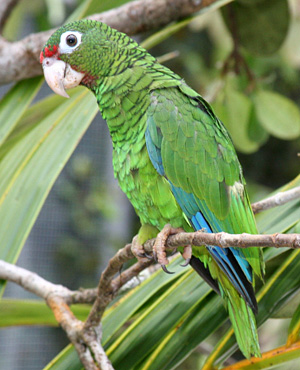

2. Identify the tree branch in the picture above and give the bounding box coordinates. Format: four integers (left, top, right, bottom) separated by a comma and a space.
0, 260, 102, 369
0, 258, 72, 300
252, 186, 300, 214
0, 0, 230, 85
88, 0, 226, 35
83, 244, 152, 331
143, 232, 300, 253
0, 248, 151, 370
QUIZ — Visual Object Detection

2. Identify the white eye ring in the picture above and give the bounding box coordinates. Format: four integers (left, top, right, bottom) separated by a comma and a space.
59, 31, 82, 54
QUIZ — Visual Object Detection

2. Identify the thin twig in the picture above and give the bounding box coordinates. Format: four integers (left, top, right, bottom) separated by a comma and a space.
252, 186, 300, 214
83, 244, 152, 330
0, 0, 231, 85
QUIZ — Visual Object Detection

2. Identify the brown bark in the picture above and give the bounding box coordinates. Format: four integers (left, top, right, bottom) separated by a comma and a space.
0, 0, 230, 85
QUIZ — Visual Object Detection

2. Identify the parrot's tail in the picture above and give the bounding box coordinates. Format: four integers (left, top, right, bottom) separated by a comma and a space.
221, 275, 261, 358
209, 246, 258, 314
190, 256, 260, 358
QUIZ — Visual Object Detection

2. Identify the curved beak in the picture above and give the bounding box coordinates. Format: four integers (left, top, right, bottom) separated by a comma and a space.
42, 58, 84, 98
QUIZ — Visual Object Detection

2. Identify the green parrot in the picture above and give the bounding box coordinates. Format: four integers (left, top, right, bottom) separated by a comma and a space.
41, 19, 264, 358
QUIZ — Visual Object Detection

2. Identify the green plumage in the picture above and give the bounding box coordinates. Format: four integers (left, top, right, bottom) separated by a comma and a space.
42, 19, 264, 358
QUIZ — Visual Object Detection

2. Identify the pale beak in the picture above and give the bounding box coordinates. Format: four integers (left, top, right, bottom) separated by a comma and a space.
42, 57, 84, 98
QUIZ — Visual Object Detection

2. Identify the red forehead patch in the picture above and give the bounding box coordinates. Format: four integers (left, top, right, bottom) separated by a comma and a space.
40, 44, 59, 63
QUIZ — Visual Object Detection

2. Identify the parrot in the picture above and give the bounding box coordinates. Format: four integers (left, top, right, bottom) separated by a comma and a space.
40, 19, 264, 358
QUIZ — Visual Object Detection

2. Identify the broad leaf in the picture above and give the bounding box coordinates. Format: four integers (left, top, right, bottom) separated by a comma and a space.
0, 299, 90, 327
253, 90, 300, 140
0, 77, 43, 147
222, 0, 290, 56
288, 303, 300, 345
0, 90, 98, 296
213, 84, 259, 153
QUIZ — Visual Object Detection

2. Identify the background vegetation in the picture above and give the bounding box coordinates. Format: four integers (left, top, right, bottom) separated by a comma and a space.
0, 0, 299, 369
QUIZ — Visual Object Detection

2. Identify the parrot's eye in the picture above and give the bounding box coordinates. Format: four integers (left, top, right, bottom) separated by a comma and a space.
66, 34, 77, 47
59, 31, 82, 54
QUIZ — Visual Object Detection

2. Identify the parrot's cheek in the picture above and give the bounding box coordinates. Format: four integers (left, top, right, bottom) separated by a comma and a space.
42, 58, 84, 98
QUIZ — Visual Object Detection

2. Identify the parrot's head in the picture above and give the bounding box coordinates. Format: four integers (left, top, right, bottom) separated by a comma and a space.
40, 20, 142, 98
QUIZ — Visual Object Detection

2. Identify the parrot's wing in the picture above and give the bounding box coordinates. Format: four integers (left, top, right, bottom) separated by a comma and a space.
145, 86, 263, 312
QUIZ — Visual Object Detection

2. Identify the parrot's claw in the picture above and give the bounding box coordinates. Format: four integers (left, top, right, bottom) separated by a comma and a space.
153, 224, 185, 274
180, 258, 191, 267
180, 245, 192, 267
137, 252, 153, 259
161, 264, 175, 274
152, 249, 158, 263
143, 252, 153, 260
131, 235, 153, 261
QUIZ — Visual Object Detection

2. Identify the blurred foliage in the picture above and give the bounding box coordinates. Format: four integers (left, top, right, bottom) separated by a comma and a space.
0, 0, 299, 369
222, 0, 290, 56
55, 154, 116, 288
149, 0, 300, 188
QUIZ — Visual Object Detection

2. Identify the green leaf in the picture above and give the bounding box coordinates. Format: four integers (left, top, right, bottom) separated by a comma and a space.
272, 289, 300, 319
140, 294, 224, 370
44, 345, 82, 370
213, 83, 259, 153
288, 302, 300, 345
0, 299, 90, 327
0, 77, 43, 147
45, 0, 66, 26
107, 270, 216, 369
84, 0, 132, 15
257, 250, 300, 324
222, 0, 290, 56
253, 89, 300, 140
0, 87, 86, 160
0, 87, 86, 162
65, 0, 93, 23
66, 0, 133, 23
0, 90, 98, 297
102, 255, 187, 345
203, 249, 300, 369
247, 104, 269, 144
220, 342, 300, 370
141, 0, 233, 50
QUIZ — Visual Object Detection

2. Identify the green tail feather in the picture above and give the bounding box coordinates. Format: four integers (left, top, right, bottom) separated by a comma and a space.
220, 274, 261, 358
227, 295, 260, 358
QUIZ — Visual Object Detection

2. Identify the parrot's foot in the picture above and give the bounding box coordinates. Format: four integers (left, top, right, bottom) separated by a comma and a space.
131, 235, 153, 260
153, 224, 185, 274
